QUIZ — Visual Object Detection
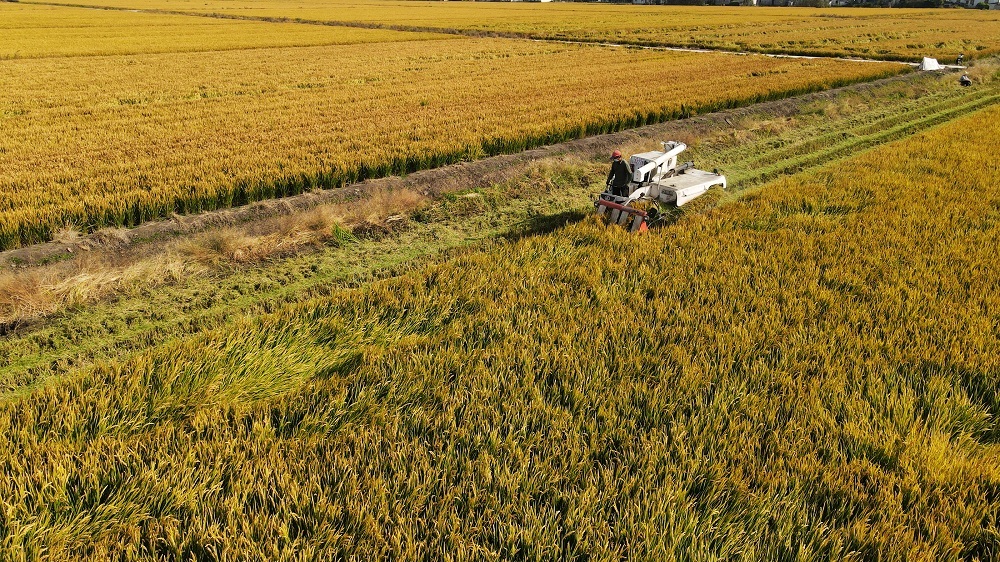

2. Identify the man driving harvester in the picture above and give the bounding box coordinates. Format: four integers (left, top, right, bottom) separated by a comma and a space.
606, 150, 633, 198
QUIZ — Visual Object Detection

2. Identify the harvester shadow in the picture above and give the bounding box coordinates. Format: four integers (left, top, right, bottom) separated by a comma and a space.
500, 209, 589, 242
500, 206, 696, 242
499, 195, 710, 242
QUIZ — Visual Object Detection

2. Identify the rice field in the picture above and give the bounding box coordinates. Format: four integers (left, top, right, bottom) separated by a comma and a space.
3, 99, 999, 560
29, 0, 1000, 61
0, 2, 451, 59
3, 4, 998, 557
0, 33, 902, 250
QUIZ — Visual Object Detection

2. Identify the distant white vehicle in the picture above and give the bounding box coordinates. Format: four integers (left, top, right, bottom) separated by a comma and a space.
919, 58, 941, 71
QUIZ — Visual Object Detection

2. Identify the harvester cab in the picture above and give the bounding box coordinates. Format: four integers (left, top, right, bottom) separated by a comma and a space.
595, 141, 726, 232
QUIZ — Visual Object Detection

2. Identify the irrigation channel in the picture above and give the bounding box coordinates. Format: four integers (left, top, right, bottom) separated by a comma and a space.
532, 39, 958, 69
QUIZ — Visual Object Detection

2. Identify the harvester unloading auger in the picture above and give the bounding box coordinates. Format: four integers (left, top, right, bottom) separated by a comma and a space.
595, 141, 726, 232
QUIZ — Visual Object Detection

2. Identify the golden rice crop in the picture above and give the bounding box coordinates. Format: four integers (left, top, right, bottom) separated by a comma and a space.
0, 37, 902, 250
34, 0, 1000, 61
0, 2, 451, 59
1, 101, 998, 560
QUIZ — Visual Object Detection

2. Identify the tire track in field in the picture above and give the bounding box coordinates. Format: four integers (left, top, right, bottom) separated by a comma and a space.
717, 86, 999, 192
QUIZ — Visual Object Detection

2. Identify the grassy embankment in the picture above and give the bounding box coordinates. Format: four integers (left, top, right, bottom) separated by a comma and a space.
2, 78, 1000, 559
3, 67, 997, 403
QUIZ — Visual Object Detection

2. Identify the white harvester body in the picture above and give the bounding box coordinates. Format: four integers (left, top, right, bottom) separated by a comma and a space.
595, 141, 726, 232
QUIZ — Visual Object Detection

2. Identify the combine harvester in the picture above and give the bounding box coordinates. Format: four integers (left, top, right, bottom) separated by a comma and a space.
596, 141, 726, 233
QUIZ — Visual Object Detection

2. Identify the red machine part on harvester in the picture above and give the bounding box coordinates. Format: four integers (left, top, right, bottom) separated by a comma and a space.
595, 197, 649, 233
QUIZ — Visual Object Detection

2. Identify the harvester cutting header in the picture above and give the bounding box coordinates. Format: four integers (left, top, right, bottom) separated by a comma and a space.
596, 141, 726, 232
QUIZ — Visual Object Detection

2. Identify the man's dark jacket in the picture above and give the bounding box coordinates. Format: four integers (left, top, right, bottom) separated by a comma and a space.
607, 158, 632, 188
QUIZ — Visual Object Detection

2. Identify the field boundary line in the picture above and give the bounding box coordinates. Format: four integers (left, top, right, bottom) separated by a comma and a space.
531, 39, 922, 68
17, 0, 959, 66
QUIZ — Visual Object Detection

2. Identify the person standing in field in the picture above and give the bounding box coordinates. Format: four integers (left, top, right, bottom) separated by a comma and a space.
607, 150, 632, 198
